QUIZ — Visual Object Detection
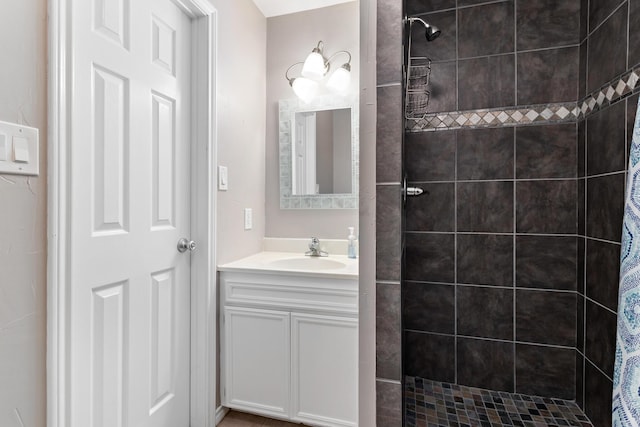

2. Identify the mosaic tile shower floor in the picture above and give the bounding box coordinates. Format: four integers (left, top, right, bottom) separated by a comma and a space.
405, 377, 593, 427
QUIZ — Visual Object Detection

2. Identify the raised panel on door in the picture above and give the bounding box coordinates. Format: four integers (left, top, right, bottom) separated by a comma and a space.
224, 306, 291, 419
291, 313, 358, 427
90, 281, 128, 427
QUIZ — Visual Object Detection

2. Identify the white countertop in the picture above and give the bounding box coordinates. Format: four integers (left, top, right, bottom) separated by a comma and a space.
218, 251, 359, 279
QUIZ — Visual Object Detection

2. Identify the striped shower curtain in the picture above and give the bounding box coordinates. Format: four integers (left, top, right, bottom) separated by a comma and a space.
613, 97, 640, 427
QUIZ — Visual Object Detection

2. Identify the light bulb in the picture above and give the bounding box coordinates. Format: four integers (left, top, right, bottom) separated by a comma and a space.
301, 51, 327, 80
291, 77, 318, 103
326, 65, 351, 95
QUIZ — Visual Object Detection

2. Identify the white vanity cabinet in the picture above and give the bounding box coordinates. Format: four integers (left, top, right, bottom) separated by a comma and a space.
220, 267, 358, 427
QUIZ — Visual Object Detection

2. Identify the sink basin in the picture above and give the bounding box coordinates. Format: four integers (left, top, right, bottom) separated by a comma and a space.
267, 257, 347, 271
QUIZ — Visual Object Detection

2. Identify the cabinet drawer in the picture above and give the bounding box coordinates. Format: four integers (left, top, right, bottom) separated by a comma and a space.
221, 272, 358, 316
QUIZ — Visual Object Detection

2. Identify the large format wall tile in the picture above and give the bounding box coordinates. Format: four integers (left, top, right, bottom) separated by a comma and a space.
517, 47, 579, 105
405, 183, 455, 231
516, 124, 577, 179
405, 233, 455, 283
579, 41, 587, 98
577, 236, 586, 294
457, 286, 514, 340
587, 101, 626, 176
457, 127, 514, 180
405, 130, 456, 181
376, 86, 403, 183
515, 236, 577, 291
585, 300, 617, 378
376, 186, 401, 281
377, 380, 402, 427
458, 2, 514, 58
428, 61, 457, 112
405, 331, 455, 381
377, 283, 402, 380
586, 173, 625, 242
457, 234, 513, 287
404, 282, 455, 334
630, 0, 640, 68
516, 180, 577, 234
578, 121, 586, 178
515, 289, 576, 346
516, 344, 575, 399
580, 0, 589, 41
576, 352, 585, 408
457, 338, 514, 392
376, 0, 402, 85
577, 293, 585, 352
457, 181, 514, 233
458, 54, 516, 110
587, 5, 627, 93
516, 0, 581, 50
585, 361, 613, 427
586, 239, 622, 311
589, 0, 626, 33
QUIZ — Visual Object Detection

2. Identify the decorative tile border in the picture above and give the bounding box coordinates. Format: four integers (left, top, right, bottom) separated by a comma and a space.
406, 64, 640, 132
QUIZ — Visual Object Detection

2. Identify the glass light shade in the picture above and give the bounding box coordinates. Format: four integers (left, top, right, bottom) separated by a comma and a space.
326, 65, 351, 95
291, 77, 318, 103
301, 51, 327, 80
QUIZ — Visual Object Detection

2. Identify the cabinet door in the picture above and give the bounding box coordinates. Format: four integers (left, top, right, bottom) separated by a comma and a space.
223, 306, 290, 419
291, 313, 358, 427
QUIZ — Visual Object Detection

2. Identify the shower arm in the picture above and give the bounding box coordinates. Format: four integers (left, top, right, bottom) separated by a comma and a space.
406, 16, 429, 27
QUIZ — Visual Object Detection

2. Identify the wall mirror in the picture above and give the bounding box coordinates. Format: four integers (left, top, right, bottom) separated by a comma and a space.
279, 95, 358, 209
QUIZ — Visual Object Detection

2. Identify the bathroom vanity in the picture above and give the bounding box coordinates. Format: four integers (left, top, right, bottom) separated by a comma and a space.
218, 252, 358, 427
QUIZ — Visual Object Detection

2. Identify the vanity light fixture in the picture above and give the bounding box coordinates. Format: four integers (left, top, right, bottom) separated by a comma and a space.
286, 62, 319, 103
301, 41, 329, 80
286, 41, 352, 102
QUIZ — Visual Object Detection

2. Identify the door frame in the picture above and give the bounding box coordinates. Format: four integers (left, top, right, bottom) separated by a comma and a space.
46, 1, 219, 426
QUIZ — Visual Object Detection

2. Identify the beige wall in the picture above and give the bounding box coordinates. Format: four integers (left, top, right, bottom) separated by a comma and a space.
0, 1, 47, 426
213, 0, 267, 264
266, 2, 359, 239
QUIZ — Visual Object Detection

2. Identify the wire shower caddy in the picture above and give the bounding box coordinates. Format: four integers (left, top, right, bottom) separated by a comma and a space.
405, 56, 432, 120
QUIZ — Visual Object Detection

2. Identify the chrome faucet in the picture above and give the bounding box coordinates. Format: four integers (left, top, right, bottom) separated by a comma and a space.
305, 237, 328, 257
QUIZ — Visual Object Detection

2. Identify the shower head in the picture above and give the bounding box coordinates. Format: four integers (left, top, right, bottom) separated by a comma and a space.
408, 17, 441, 42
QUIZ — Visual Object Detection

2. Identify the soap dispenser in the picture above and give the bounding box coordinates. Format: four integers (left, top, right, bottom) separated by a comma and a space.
347, 227, 357, 259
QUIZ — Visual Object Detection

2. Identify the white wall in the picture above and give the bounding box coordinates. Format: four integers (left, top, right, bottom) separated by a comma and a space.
0, 1, 47, 426
266, 2, 360, 239
212, 0, 267, 264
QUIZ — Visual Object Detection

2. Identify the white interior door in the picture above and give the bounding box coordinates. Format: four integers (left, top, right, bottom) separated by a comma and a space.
69, 1, 192, 426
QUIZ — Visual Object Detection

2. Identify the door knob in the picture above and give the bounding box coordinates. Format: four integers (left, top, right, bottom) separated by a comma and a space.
177, 238, 197, 253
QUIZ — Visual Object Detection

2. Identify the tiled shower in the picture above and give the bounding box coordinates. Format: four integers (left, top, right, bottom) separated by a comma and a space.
375, 0, 640, 426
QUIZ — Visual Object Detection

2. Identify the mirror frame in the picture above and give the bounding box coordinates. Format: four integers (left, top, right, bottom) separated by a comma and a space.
279, 94, 359, 209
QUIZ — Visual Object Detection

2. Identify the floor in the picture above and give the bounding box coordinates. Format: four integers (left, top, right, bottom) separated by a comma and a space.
405, 377, 594, 427
217, 410, 300, 427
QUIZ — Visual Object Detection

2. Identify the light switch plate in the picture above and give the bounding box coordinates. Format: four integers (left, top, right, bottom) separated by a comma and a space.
218, 165, 228, 191
0, 134, 7, 161
244, 208, 252, 230
0, 121, 39, 176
